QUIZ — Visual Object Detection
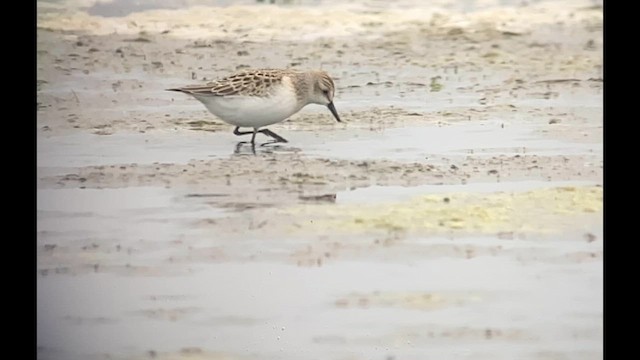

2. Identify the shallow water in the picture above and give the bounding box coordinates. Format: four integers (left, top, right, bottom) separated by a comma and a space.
336, 180, 600, 204
37, 121, 600, 170
38, 187, 223, 246
37, 170, 602, 359
38, 257, 602, 360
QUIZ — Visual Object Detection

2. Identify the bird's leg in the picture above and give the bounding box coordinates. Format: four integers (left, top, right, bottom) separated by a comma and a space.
234, 141, 257, 155
259, 129, 288, 143
233, 126, 253, 136
234, 126, 258, 146
233, 126, 288, 144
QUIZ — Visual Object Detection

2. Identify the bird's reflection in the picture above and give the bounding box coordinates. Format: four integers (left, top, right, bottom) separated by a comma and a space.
233, 141, 301, 156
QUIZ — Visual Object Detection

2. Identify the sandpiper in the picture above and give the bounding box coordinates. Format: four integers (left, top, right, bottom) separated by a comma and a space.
167, 68, 342, 144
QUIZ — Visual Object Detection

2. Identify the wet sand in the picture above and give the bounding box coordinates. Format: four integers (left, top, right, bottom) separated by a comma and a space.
37, 1, 603, 359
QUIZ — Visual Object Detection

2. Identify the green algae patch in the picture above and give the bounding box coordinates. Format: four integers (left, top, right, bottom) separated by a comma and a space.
283, 186, 602, 235
335, 291, 484, 311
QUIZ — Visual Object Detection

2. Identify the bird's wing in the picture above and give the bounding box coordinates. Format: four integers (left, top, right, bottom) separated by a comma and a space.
169, 70, 286, 97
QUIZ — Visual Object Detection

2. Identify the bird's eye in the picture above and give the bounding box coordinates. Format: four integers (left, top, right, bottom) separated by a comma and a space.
323, 90, 329, 96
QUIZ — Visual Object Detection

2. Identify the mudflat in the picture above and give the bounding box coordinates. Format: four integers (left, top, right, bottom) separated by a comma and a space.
37, 1, 603, 359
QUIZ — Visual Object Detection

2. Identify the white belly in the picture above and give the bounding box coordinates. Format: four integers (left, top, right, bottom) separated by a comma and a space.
192, 86, 303, 128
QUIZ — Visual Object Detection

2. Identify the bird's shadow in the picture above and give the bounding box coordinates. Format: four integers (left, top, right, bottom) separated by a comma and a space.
233, 141, 301, 156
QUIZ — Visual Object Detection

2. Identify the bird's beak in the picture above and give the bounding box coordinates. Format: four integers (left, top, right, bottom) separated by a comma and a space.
327, 102, 342, 123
